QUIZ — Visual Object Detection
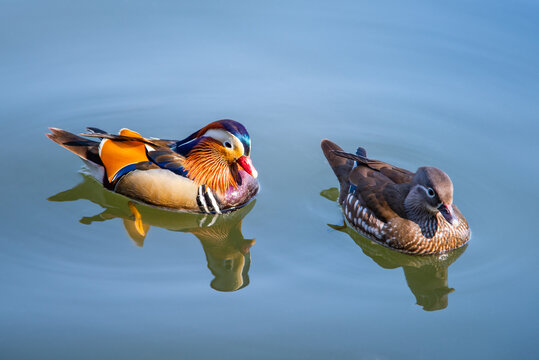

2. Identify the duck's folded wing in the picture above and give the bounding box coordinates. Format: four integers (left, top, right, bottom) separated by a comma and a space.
348, 166, 400, 223
332, 150, 413, 184
147, 149, 188, 176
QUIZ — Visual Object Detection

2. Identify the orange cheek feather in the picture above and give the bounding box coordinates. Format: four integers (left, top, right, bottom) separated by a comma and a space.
100, 129, 149, 182
182, 141, 237, 195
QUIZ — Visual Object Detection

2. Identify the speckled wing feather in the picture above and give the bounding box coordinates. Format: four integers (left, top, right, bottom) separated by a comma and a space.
333, 149, 412, 220
335, 149, 413, 244
341, 168, 416, 248
348, 166, 400, 222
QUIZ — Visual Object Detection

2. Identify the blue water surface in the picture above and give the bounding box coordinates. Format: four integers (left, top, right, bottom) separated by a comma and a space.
1, 1, 538, 359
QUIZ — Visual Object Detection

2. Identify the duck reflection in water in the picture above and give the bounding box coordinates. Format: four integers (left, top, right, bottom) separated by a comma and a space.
321, 187, 468, 311
49, 174, 256, 292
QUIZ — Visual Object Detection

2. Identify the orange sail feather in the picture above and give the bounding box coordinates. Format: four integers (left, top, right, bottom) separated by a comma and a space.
99, 129, 149, 183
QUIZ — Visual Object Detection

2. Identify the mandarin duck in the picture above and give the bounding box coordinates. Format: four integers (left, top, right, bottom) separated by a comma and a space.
321, 139, 470, 255
47, 119, 259, 213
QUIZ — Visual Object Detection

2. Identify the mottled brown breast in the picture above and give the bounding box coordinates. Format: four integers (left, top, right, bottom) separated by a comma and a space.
342, 192, 470, 255
383, 212, 470, 254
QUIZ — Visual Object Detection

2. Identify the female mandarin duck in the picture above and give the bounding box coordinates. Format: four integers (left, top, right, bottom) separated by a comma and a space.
47, 119, 259, 213
321, 139, 470, 255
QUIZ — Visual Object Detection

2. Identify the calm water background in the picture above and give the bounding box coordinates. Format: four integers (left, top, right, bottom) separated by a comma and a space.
1, 1, 538, 359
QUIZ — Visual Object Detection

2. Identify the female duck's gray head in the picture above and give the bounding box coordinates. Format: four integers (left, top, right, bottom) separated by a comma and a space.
406, 167, 459, 226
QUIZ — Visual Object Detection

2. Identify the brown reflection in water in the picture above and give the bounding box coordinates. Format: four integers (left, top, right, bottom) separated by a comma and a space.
49, 174, 256, 292
322, 187, 467, 311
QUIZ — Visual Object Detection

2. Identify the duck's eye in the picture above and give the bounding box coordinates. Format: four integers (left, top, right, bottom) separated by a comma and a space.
426, 187, 436, 198
224, 141, 232, 149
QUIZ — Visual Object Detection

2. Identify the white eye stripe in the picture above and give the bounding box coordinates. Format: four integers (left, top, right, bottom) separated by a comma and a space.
202, 129, 244, 154
202, 129, 230, 142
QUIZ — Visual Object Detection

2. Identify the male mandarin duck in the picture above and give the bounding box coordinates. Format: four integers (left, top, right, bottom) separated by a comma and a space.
321, 139, 470, 255
47, 119, 259, 213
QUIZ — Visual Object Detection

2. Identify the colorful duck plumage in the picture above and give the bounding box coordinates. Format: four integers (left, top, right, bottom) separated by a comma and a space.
47, 119, 259, 213
321, 139, 470, 255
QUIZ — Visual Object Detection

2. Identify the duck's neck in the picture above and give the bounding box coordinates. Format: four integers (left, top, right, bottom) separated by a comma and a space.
182, 144, 240, 195
404, 189, 438, 238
